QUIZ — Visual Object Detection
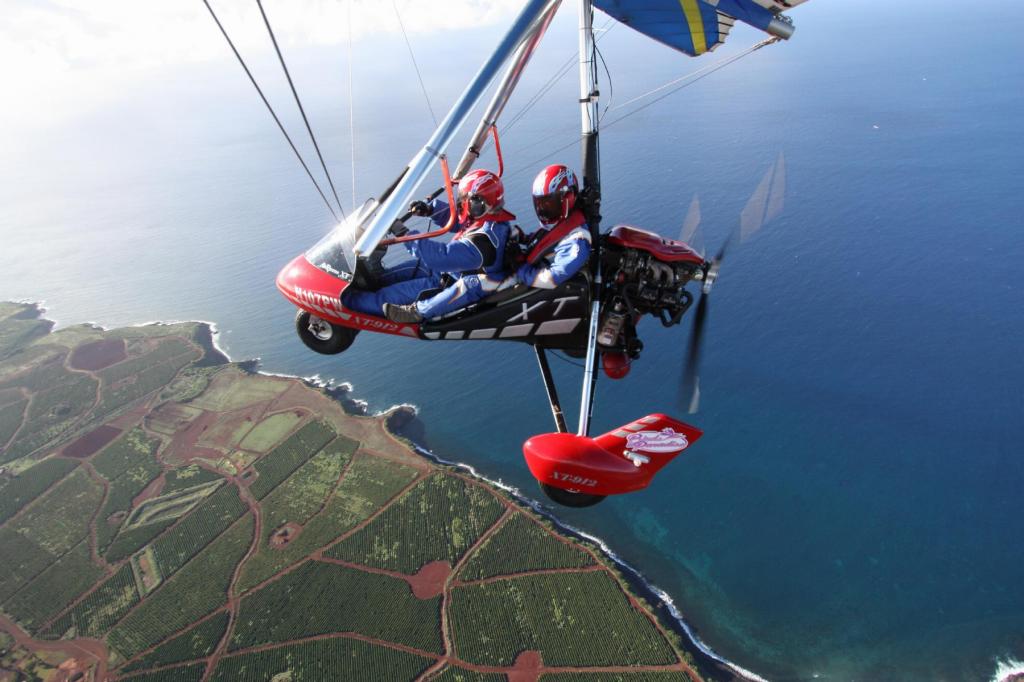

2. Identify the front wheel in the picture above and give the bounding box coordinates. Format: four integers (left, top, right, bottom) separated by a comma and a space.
295, 310, 358, 355
539, 483, 606, 508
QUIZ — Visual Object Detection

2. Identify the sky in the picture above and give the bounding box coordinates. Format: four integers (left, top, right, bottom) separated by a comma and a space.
0, 0, 525, 130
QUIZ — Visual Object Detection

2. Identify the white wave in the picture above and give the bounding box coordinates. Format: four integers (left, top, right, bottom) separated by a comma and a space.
993, 657, 1024, 682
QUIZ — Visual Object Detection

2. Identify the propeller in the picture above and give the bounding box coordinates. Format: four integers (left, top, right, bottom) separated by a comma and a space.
681, 153, 786, 414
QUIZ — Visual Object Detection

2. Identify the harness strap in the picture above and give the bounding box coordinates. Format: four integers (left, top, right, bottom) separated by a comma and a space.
526, 209, 588, 265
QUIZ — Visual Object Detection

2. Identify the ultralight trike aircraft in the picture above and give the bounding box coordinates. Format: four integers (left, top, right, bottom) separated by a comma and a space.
257, 0, 807, 506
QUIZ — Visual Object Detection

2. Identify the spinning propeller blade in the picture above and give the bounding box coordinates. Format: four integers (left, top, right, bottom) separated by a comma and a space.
681, 153, 786, 413
679, 194, 705, 257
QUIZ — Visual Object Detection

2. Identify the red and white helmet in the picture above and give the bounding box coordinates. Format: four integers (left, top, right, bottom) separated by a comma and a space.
532, 164, 579, 226
457, 169, 504, 223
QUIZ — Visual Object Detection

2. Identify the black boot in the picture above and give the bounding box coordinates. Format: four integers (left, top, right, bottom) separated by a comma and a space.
384, 303, 423, 323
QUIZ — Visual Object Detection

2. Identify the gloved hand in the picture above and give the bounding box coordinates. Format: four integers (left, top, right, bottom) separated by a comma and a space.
409, 200, 431, 217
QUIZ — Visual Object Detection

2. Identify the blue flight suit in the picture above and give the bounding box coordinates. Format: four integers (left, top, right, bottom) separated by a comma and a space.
516, 217, 592, 289
344, 200, 512, 319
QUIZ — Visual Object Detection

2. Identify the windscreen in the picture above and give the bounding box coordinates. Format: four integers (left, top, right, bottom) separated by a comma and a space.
305, 199, 379, 278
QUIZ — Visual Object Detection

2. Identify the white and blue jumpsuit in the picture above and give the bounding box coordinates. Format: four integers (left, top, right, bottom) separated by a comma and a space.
344, 200, 512, 319
516, 209, 592, 289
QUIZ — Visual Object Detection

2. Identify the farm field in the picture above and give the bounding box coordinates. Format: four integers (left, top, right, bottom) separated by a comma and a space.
0, 304, 705, 681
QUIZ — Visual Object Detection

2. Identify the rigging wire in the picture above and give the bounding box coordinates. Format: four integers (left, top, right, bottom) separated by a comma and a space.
202, 0, 339, 223
504, 37, 780, 179
347, 0, 357, 207
256, 0, 346, 219
503, 19, 615, 135
393, 0, 438, 127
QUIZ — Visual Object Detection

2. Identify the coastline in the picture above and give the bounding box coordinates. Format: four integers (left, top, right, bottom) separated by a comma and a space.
12, 300, 757, 682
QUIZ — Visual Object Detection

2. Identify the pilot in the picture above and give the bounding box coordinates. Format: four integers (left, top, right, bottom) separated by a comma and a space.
516, 164, 592, 289
343, 169, 514, 323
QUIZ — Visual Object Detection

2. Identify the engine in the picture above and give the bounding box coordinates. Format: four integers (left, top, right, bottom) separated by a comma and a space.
598, 225, 706, 357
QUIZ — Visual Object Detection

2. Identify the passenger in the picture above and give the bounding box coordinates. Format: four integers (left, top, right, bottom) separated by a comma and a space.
516, 164, 591, 289
343, 169, 514, 323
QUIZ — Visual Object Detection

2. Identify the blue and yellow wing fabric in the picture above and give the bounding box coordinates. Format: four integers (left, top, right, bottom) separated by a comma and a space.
593, 0, 805, 57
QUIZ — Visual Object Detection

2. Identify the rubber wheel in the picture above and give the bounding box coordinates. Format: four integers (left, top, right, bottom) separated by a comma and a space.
540, 483, 606, 508
295, 310, 358, 355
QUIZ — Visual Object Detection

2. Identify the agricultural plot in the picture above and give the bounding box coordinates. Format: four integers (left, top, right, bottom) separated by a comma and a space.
120, 663, 206, 682
108, 515, 253, 659
258, 437, 355, 543
11, 467, 103, 555
448, 571, 677, 668
120, 612, 229, 674
0, 527, 58, 603
98, 338, 195, 385
235, 451, 418, 593
97, 355, 194, 417
97, 461, 164, 552
0, 457, 77, 524
1, 539, 105, 631
158, 365, 215, 404
124, 477, 223, 526
42, 563, 139, 639
459, 512, 595, 581
210, 637, 432, 682
229, 560, 442, 654
247, 420, 336, 500
1, 364, 98, 464
326, 472, 504, 574
150, 483, 247, 576
188, 369, 288, 412
92, 429, 161, 479
105, 519, 175, 564
540, 674, 689, 681
161, 464, 221, 494
144, 402, 202, 437
238, 411, 303, 452
0, 397, 26, 446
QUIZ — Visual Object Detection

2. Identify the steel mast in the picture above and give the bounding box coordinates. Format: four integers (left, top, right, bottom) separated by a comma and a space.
576, 0, 602, 437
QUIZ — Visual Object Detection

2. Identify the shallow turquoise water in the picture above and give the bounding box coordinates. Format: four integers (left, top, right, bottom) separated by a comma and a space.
2, 2, 1023, 679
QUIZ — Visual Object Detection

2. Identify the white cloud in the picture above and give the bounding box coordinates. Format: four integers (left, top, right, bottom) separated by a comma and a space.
0, 0, 524, 128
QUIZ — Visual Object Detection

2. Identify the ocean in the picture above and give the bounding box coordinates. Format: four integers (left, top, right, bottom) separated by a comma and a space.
2, 1, 1023, 679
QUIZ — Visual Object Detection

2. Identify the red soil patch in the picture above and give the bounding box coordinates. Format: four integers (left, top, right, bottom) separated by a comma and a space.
132, 472, 166, 507
62, 425, 121, 459
107, 510, 127, 526
269, 522, 302, 549
107, 403, 151, 430
164, 410, 223, 464
137, 552, 160, 592
405, 561, 451, 600
68, 338, 126, 371
507, 650, 543, 682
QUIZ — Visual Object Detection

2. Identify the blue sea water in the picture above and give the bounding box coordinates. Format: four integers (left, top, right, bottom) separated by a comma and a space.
2, 1, 1023, 679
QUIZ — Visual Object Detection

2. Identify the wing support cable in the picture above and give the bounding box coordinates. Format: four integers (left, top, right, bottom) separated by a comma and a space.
202, 0, 339, 222
504, 36, 779, 179
256, 0, 346, 220
392, 0, 438, 127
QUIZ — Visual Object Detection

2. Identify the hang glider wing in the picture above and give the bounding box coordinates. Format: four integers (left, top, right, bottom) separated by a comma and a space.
593, 0, 809, 57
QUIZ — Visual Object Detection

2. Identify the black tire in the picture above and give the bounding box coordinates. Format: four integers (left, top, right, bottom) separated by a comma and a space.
540, 483, 606, 508
295, 310, 358, 355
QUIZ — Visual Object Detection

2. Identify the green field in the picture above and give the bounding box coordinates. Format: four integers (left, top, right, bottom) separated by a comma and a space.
109, 515, 254, 659
459, 511, 595, 581
247, 419, 336, 500
0, 397, 26, 446
11, 467, 103, 555
230, 560, 442, 654
0, 457, 77, 524
449, 571, 678, 667
238, 411, 303, 452
93, 429, 164, 551
42, 563, 139, 639
1, 540, 105, 631
236, 450, 418, 593
326, 472, 505, 574
0, 528, 64, 603
431, 666, 506, 682
210, 637, 432, 682
120, 663, 206, 682
150, 484, 248, 577
120, 612, 229, 674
